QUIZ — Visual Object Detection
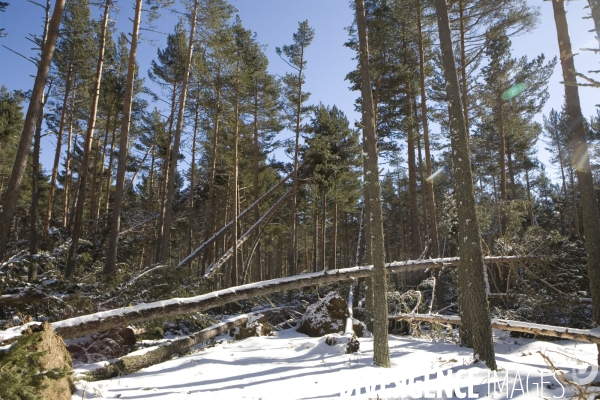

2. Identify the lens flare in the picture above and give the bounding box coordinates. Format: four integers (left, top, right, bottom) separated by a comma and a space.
501, 82, 527, 101
426, 167, 446, 183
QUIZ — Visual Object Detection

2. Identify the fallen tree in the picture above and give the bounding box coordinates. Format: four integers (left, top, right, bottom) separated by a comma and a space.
0, 256, 521, 342
177, 169, 295, 268
486, 293, 592, 304
91, 309, 282, 379
390, 313, 600, 344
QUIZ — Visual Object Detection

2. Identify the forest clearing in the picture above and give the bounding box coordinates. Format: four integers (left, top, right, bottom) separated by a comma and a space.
0, 0, 600, 398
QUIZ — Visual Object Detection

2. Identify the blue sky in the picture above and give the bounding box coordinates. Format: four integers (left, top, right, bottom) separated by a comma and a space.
0, 0, 597, 178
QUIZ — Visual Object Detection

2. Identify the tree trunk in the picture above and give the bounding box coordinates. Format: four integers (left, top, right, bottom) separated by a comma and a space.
312, 194, 318, 273
103, 125, 117, 216
332, 197, 338, 270
104, 0, 143, 277
354, 0, 391, 368
568, 165, 581, 236
202, 77, 221, 276
44, 62, 72, 237
390, 314, 600, 344
288, 44, 306, 278
62, 111, 74, 229
406, 83, 420, 259
65, 0, 111, 279
159, 0, 199, 264
588, 0, 600, 50
321, 193, 326, 271
552, 0, 600, 364
0, 0, 65, 258
434, 0, 497, 370
507, 144, 517, 201
525, 165, 535, 226
252, 88, 261, 283
417, 11, 439, 258
13, 256, 519, 342
231, 76, 240, 286
188, 100, 199, 257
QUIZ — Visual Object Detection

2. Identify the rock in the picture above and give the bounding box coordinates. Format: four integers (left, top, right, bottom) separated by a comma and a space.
229, 314, 273, 340
297, 292, 369, 338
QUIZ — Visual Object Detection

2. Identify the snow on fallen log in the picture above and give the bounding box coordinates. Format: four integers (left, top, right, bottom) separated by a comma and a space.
0, 256, 523, 343
390, 313, 600, 344
91, 309, 280, 379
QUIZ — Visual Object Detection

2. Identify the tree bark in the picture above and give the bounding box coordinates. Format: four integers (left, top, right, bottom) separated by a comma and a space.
65, 0, 111, 279
104, 0, 143, 277
0, 256, 518, 342
44, 63, 72, 237
354, 0, 390, 368
0, 0, 65, 258
390, 313, 600, 344
417, 11, 439, 258
159, 1, 199, 263
434, 0, 497, 370
406, 83, 421, 260
552, 0, 600, 364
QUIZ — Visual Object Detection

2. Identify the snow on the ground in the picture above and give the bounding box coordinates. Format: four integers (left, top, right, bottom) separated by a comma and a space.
73, 329, 600, 400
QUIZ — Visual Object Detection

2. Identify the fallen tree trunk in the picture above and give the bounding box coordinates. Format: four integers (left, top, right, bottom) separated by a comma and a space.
0, 256, 523, 342
487, 293, 592, 305
178, 169, 295, 268
91, 310, 279, 379
204, 190, 291, 279
390, 313, 600, 344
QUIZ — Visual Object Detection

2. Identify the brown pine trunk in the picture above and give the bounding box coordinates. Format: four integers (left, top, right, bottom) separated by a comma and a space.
0, 0, 65, 257
44, 62, 72, 237
417, 10, 439, 257
232, 76, 240, 286
332, 197, 338, 270
288, 45, 306, 277
525, 165, 534, 226
188, 101, 199, 257
406, 83, 420, 259
507, 144, 517, 200
65, 0, 111, 278
312, 194, 318, 273
458, 0, 469, 135
103, 125, 117, 216
434, 0, 497, 370
62, 111, 74, 229
252, 88, 261, 283
94, 112, 111, 221
321, 193, 326, 271
202, 78, 221, 276
554, 128, 571, 233
498, 96, 507, 203
104, 0, 142, 277
159, 0, 199, 263
552, 0, 600, 364
354, 0, 390, 368
568, 166, 581, 236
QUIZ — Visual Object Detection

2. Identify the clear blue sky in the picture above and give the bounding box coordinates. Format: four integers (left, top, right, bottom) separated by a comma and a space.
0, 0, 597, 178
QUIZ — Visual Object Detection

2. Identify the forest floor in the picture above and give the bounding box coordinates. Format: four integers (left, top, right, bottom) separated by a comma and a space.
72, 328, 600, 399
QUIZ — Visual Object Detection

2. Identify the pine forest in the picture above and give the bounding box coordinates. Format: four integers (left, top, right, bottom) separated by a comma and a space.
1, 0, 600, 398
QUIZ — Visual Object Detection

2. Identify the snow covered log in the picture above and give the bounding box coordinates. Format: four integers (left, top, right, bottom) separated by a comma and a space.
92, 311, 277, 379
486, 293, 592, 304
390, 313, 600, 344
0, 256, 522, 342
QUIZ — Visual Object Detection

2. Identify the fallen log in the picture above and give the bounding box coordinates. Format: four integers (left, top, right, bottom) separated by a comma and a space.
390, 313, 600, 344
91, 310, 278, 379
177, 169, 295, 268
487, 293, 592, 304
204, 190, 291, 279
0, 256, 523, 342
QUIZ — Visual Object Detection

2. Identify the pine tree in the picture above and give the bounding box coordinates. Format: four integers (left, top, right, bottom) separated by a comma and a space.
276, 20, 315, 276
354, 0, 391, 368
0, 0, 65, 258
434, 0, 497, 370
